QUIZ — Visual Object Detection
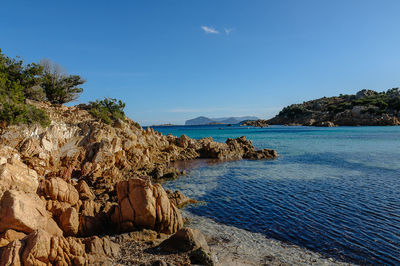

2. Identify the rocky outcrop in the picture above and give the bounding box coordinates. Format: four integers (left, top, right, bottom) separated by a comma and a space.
0, 230, 26, 248
0, 229, 119, 266
0, 157, 39, 197
41, 177, 79, 206
0, 190, 62, 236
197, 136, 278, 160
240, 119, 269, 128
0, 101, 278, 264
268, 88, 400, 126
111, 177, 183, 234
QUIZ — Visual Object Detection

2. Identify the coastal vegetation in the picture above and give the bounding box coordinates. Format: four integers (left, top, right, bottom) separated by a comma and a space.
268, 89, 400, 126
88, 97, 126, 125
0, 49, 127, 128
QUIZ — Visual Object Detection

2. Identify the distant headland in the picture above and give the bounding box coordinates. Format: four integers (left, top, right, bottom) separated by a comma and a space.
185, 116, 258, 126
264, 89, 400, 126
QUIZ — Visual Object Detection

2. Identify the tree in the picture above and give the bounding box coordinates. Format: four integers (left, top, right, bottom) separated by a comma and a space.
0, 49, 50, 127
40, 59, 85, 104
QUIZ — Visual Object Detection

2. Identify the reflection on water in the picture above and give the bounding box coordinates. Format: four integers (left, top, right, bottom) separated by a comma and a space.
156, 125, 400, 265
170, 158, 236, 171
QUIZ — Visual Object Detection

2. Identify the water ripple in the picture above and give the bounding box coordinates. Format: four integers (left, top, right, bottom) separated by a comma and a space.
160, 125, 400, 265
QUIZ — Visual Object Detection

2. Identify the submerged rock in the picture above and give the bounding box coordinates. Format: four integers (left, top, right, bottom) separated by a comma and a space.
166, 190, 198, 208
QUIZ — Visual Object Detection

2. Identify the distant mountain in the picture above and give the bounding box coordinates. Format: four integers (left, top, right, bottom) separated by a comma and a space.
185, 116, 259, 125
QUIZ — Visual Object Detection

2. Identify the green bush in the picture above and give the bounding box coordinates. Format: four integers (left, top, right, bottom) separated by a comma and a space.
0, 49, 50, 127
0, 101, 50, 127
88, 98, 126, 124
279, 104, 311, 118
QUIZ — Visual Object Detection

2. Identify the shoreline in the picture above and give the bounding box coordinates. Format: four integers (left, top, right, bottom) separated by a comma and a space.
163, 160, 355, 266
182, 211, 353, 266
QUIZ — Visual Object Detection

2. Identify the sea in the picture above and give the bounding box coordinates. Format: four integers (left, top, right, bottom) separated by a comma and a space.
151, 125, 400, 265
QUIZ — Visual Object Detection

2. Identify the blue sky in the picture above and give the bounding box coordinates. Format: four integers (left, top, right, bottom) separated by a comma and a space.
1, 0, 400, 125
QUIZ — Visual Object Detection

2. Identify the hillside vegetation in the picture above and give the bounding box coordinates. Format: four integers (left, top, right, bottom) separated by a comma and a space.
268, 89, 400, 126
0, 49, 126, 128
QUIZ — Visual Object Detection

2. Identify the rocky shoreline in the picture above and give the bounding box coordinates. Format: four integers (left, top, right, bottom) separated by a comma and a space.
240, 120, 269, 128
0, 101, 278, 265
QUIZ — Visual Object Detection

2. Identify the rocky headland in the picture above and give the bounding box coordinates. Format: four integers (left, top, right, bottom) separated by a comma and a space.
185, 116, 258, 126
267, 88, 400, 126
0, 100, 278, 265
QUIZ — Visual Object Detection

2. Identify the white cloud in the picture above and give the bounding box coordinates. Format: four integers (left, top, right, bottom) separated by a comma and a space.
201, 26, 219, 34
224, 28, 234, 35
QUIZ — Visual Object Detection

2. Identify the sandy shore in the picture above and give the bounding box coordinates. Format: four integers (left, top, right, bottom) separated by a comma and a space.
182, 211, 354, 266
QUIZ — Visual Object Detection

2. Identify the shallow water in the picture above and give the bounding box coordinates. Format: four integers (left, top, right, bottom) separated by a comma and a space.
154, 125, 400, 265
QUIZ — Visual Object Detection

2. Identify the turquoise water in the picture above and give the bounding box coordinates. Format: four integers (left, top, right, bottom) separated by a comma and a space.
153, 125, 400, 265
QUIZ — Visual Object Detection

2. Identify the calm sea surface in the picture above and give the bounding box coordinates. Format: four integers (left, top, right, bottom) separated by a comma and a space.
152, 125, 400, 265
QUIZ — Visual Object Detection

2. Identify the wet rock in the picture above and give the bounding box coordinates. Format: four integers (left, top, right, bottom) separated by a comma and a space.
166, 190, 197, 208
189, 248, 214, 266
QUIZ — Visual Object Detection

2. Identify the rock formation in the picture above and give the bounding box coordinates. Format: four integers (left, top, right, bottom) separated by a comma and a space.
268, 88, 400, 126
240, 119, 269, 128
111, 177, 183, 234
0, 101, 278, 264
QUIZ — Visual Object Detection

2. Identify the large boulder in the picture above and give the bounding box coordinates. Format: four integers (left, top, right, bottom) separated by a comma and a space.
112, 177, 183, 234
41, 177, 79, 205
160, 228, 213, 266
160, 227, 209, 253
0, 190, 62, 236
0, 159, 39, 197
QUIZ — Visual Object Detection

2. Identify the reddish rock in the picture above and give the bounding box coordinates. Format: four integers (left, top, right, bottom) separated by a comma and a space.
160, 227, 209, 253
0, 229, 26, 248
59, 207, 79, 236
0, 190, 62, 236
0, 159, 39, 196
41, 177, 79, 205
112, 177, 183, 234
